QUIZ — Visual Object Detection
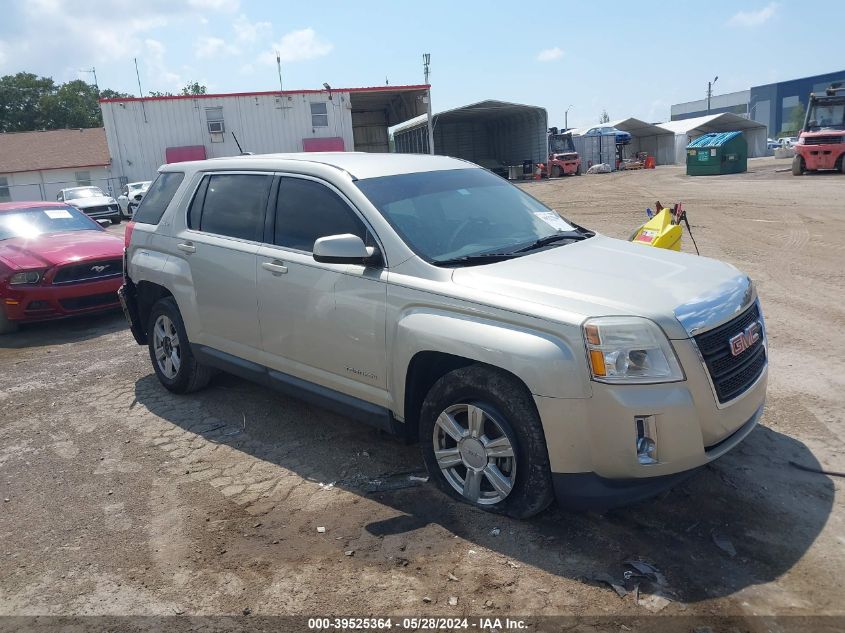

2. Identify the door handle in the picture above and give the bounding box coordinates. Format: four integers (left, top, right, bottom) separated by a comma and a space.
262, 260, 288, 275
177, 242, 196, 253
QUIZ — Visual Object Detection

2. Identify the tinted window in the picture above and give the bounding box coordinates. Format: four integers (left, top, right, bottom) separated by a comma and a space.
274, 178, 366, 251
134, 172, 185, 225
195, 174, 271, 241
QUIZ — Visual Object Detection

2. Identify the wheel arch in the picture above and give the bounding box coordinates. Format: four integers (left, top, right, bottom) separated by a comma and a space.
394, 310, 588, 434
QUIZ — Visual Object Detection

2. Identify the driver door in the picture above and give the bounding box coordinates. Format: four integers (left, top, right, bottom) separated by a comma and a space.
257, 175, 389, 406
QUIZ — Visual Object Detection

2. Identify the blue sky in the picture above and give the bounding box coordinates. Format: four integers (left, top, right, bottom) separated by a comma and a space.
1, 1, 843, 128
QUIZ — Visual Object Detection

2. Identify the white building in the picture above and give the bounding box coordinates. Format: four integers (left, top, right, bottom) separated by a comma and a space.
99, 85, 430, 183
0, 128, 118, 202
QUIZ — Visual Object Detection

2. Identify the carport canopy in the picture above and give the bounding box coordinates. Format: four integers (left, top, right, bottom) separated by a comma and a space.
607, 118, 675, 165
659, 113, 768, 162
393, 99, 548, 164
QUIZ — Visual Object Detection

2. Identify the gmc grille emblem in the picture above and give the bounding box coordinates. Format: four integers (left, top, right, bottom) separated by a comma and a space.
91, 265, 109, 273
729, 321, 762, 356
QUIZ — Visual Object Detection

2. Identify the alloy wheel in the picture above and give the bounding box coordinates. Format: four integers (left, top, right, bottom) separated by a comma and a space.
153, 314, 181, 379
432, 402, 517, 505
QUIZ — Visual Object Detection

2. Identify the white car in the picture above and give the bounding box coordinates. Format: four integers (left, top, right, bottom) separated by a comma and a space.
57, 186, 121, 224
119, 153, 767, 516
117, 181, 151, 219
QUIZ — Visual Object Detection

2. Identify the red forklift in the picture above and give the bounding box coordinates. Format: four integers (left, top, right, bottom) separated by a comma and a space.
793, 83, 845, 176
546, 130, 581, 177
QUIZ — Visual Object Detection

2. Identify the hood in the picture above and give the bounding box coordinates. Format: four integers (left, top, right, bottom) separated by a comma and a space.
0, 230, 123, 272
451, 234, 747, 339
68, 195, 116, 209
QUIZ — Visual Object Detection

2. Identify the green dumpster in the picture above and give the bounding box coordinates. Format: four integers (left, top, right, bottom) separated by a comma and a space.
686, 131, 747, 176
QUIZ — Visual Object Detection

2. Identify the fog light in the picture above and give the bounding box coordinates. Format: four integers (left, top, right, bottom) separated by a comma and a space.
635, 415, 658, 465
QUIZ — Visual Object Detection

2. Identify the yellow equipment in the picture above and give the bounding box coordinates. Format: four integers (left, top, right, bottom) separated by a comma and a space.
630, 201, 699, 255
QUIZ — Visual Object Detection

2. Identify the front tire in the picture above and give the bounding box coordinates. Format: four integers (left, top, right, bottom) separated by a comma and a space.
147, 297, 212, 394
552, 165, 561, 178
111, 215, 122, 225
792, 155, 804, 176
419, 365, 554, 518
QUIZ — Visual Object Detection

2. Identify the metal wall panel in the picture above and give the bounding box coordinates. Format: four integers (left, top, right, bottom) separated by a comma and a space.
102, 92, 356, 182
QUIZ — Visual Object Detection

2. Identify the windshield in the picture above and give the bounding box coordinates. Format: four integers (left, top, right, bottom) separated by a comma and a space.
65, 187, 106, 200
0, 206, 99, 241
355, 168, 585, 264
128, 183, 147, 192
807, 98, 845, 131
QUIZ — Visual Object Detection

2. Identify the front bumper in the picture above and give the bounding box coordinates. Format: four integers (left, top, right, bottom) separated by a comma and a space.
2, 276, 122, 323
797, 145, 844, 170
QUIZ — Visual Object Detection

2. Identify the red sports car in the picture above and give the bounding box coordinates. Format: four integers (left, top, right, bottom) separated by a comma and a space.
0, 201, 124, 334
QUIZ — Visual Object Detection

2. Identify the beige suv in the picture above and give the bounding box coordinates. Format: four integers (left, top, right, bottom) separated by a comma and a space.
119, 153, 767, 517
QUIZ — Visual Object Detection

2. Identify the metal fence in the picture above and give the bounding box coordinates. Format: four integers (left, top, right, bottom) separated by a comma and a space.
0, 176, 127, 204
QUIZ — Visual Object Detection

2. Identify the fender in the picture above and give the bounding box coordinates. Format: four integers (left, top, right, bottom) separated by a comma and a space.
392, 308, 590, 418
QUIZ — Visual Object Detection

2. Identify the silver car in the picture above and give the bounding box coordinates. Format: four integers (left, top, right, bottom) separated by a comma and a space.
57, 186, 121, 225
119, 153, 767, 517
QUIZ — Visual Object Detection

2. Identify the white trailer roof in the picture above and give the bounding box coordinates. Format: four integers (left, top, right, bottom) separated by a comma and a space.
570, 118, 673, 137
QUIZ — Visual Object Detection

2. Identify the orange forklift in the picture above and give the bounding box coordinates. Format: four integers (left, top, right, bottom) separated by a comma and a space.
792, 83, 845, 176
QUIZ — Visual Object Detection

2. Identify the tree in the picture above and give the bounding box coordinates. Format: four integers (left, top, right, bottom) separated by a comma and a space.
0, 72, 55, 132
99, 88, 134, 100
38, 80, 101, 129
599, 109, 610, 123
180, 81, 207, 96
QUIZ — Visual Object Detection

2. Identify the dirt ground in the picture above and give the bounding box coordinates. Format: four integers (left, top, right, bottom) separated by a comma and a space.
1, 157, 843, 629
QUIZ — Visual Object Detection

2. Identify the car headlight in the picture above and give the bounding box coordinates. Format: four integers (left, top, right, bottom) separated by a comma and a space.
583, 316, 683, 383
9, 271, 42, 285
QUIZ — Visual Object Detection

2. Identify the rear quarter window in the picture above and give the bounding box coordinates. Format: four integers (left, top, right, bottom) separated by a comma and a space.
133, 171, 185, 225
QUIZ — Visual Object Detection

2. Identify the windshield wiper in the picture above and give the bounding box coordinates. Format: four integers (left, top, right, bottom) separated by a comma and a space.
433, 252, 522, 267
512, 230, 589, 253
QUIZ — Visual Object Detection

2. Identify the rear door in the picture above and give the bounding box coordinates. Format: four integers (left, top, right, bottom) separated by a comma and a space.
174, 171, 273, 362
256, 175, 389, 405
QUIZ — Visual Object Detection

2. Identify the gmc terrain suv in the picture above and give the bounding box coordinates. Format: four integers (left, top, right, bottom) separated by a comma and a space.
120, 153, 767, 517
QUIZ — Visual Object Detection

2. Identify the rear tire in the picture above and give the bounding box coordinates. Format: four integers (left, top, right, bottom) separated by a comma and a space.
0, 307, 19, 335
147, 297, 212, 394
111, 216, 122, 225
419, 365, 554, 519
792, 155, 804, 176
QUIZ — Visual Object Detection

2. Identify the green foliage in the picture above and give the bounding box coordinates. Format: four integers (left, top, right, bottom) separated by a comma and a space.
787, 102, 807, 135
0, 72, 131, 132
599, 109, 610, 123
180, 81, 207, 96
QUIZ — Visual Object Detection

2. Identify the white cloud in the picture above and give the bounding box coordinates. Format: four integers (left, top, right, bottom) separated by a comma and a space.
187, 0, 239, 11
239, 63, 255, 75
261, 28, 333, 64
537, 47, 564, 62
727, 3, 779, 27
145, 39, 181, 89
233, 14, 272, 44
194, 35, 239, 59
0, 0, 237, 76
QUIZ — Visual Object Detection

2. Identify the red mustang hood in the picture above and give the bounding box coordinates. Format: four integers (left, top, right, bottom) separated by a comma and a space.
0, 230, 123, 271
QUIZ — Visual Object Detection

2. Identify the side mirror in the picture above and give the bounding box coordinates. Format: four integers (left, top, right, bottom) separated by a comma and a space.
313, 234, 380, 266
96, 219, 111, 228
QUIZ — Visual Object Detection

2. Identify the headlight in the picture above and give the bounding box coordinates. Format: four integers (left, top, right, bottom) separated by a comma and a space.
583, 316, 683, 384
796, 136, 805, 145
9, 271, 42, 285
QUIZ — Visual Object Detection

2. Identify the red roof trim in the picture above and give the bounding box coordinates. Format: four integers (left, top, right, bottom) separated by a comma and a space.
0, 162, 110, 175
99, 84, 430, 104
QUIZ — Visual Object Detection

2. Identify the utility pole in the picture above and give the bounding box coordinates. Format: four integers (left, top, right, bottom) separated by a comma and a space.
707, 75, 719, 114
565, 104, 573, 130
423, 53, 434, 155
134, 58, 148, 123
276, 51, 283, 92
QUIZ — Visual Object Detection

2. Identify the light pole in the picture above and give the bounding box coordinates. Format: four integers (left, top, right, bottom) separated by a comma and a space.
565, 104, 573, 130
423, 53, 434, 155
706, 76, 718, 114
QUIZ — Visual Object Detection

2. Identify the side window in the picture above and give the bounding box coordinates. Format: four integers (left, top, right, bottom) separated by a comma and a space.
310, 102, 328, 127
134, 171, 185, 225
194, 174, 271, 241
274, 178, 366, 252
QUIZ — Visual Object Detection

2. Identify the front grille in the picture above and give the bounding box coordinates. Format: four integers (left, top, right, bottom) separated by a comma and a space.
694, 303, 766, 404
803, 135, 844, 145
59, 292, 119, 311
82, 205, 118, 216
53, 259, 123, 284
